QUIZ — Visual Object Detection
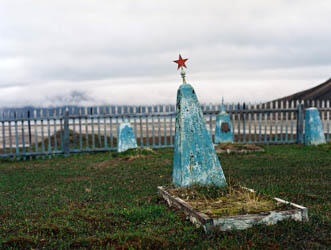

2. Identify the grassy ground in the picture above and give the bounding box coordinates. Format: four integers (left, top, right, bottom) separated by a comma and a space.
0, 144, 330, 249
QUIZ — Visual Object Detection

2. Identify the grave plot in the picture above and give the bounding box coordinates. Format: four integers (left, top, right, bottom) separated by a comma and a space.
158, 185, 308, 232
159, 55, 309, 233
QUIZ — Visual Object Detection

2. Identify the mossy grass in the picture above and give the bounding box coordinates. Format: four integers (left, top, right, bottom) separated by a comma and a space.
165, 183, 291, 217
0, 143, 330, 248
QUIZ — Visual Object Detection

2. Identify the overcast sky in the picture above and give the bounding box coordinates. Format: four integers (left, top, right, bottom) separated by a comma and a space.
0, 0, 330, 107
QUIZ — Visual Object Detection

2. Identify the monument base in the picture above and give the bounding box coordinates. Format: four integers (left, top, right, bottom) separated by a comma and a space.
158, 186, 308, 232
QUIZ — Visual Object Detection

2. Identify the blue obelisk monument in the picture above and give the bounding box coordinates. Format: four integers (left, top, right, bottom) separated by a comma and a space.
172, 55, 227, 187
304, 108, 326, 145
215, 98, 234, 144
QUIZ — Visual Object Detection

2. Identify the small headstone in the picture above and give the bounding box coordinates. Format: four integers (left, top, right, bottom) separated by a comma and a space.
304, 108, 326, 145
215, 106, 234, 144
117, 121, 138, 152
172, 83, 227, 187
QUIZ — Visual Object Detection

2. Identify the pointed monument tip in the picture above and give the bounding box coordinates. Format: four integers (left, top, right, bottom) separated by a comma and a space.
178, 82, 193, 89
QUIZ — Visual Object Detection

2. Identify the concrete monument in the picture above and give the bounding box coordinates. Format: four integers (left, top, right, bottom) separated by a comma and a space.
304, 108, 326, 145
172, 55, 227, 187
215, 98, 234, 144
117, 121, 138, 152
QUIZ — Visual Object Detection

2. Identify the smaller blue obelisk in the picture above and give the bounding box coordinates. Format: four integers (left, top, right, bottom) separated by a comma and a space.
215, 98, 234, 144
117, 121, 138, 152
304, 108, 326, 145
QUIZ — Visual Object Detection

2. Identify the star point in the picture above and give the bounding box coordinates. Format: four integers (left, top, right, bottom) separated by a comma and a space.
173, 54, 188, 70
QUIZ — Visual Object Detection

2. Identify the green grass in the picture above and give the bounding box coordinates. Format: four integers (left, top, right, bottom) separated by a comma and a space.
0, 144, 330, 249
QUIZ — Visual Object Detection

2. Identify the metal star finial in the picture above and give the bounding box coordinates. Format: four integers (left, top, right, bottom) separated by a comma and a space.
173, 54, 188, 84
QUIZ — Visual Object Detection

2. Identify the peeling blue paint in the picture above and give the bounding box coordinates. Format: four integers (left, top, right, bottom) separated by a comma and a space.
215, 110, 234, 144
304, 108, 326, 145
172, 83, 227, 187
117, 122, 138, 152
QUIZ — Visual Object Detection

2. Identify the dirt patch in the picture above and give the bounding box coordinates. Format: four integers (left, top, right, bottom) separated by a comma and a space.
87, 159, 118, 169
87, 152, 155, 169
121, 154, 151, 162
215, 143, 264, 154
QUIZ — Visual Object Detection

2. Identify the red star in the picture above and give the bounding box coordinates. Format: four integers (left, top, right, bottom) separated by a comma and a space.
173, 54, 188, 70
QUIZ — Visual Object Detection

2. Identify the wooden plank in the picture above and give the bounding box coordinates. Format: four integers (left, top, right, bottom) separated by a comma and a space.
20, 113, 26, 160
34, 112, 39, 159
47, 110, 51, 158
158, 115, 161, 147
231, 103, 236, 142
97, 107, 102, 148
1, 120, 5, 154
248, 103, 252, 143
40, 114, 45, 159
253, 104, 257, 143
290, 101, 294, 141
85, 107, 89, 150
270, 102, 274, 142
164, 115, 167, 146
63, 109, 70, 156
285, 101, 289, 142
72, 114, 76, 150
264, 108, 267, 144
258, 107, 262, 142
242, 111, 246, 143
27, 111, 32, 158
59, 111, 63, 151
274, 101, 278, 142
110, 116, 114, 149
8, 118, 13, 155
137, 115, 142, 146
280, 101, 284, 142
170, 114, 173, 145
79, 108, 83, 151
327, 100, 330, 141
152, 114, 155, 147
53, 117, 58, 153
91, 108, 95, 150
146, 115, 150, 146
237, 110, 241, 143
133, 114, 137, 143
157, 186, 211, 229
14, 113, 20, 158
103, 107, 108, 149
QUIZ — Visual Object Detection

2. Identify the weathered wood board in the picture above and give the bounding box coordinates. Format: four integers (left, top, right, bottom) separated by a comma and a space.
158, 186, 308, 232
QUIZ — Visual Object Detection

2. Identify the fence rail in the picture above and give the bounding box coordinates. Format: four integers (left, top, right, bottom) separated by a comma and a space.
1, 100, 330, 160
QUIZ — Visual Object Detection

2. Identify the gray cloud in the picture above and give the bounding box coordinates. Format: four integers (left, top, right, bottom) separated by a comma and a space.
48, 90, 95, 106
0, 0, 330, 107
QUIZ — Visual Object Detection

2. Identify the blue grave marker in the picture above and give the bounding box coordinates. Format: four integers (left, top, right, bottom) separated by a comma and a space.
304, 108, 326, 145
172, 83, 227, 187
215, 98, 234, 144
117, 121, 138, 152
172, 55, 226, 187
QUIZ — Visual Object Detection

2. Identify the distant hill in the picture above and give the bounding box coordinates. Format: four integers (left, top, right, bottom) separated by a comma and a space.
274, 78, 331, 102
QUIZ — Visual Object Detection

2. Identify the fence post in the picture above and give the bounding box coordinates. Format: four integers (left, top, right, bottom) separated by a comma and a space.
296, 103, 304, 144
63, 109, 70, 156
27, 110, 32, 148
